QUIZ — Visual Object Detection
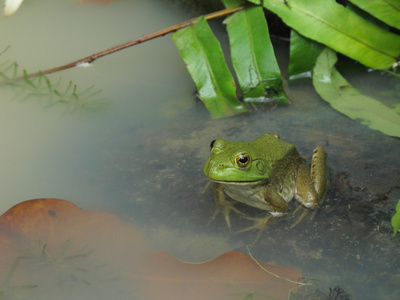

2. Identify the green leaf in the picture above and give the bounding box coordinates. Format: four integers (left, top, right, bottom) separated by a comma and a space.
313, 48, 400, 137
224, 6, 288, 104
222, 0, 245, 8
349, 0, 400, 30
391, 199, 400, 236
247, 0, 400, 70
172, 16, 246, 118
288, 30, 323, 80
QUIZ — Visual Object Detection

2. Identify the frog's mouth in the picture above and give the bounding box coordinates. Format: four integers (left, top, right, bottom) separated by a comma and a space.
208, 179, 266, 186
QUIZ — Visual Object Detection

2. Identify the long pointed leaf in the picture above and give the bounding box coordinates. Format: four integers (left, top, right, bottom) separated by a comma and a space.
172, 16, 246, 118
222, 0, 244, 8
247, 0, 400, 70
288, 30, 323, 79
224, 6, 287, 103
349, 0, 400, 30
313, 48, 400, 137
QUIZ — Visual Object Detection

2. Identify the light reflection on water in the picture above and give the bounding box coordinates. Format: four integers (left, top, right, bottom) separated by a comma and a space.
0, 1, 399, 299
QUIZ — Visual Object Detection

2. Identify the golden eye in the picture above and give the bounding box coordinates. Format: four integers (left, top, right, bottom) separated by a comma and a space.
272, 133, 280, 139
235, 153, 251, 168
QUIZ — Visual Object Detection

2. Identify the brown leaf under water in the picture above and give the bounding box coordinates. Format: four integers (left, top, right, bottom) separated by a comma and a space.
0, 198, 302, 300
0, 198, 150, 271
134, 250, 302, 300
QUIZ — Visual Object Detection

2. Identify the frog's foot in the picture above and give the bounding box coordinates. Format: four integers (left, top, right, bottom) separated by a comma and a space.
208, 198, 245, 229
237, 213, 286, 243
289, 205, 317, 228
208, 182, 246, 229
237, 213, 277, 233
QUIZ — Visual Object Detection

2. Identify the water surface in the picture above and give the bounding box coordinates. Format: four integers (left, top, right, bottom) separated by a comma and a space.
0, 1, 399, 299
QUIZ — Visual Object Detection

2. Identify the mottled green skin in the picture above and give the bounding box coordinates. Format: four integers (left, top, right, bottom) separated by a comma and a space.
203, 134, 327, 216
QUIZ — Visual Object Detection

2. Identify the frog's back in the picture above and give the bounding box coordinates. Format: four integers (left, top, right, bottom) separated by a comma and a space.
253, 133, 297, 161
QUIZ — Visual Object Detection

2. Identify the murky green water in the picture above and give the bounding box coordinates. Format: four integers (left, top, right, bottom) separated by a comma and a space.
0, 1, 399, 299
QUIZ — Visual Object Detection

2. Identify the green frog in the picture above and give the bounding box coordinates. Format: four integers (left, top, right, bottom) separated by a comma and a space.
203, 133, 327, 230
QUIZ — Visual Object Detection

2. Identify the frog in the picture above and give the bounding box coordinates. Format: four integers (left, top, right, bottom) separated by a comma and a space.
203, 133, 327, 231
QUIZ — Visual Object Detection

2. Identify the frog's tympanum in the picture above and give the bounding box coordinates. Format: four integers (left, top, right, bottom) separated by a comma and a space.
203, 133, 327, 230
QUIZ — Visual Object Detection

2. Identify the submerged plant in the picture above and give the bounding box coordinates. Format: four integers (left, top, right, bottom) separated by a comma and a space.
0, 61, 106, 111
21, 240, 94, 282
0, 240, 127, 299
20, 240, 124, 290
0, 257, 38, 300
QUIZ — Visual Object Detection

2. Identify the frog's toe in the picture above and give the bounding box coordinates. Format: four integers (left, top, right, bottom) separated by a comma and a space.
289, 205, 317, 228
237, 214, 273, 233
208, 200, 245, 229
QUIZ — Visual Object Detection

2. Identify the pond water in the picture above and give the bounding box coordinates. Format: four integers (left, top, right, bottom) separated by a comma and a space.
0, 0, 399, 299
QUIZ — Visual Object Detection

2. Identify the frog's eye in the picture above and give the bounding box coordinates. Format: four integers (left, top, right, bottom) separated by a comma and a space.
235, 153, 251, 168
209, 139, 216, 151
272, 133, 280, 139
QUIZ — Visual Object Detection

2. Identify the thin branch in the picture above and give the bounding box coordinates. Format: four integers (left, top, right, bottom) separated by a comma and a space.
0, 6, 244, 85
246, 246, 309, 287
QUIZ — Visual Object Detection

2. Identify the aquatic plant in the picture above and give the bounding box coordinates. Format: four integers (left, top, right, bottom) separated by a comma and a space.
0, 257, 38, 300
21, 241, 95, 282
172, 5, 287, 118
0, 61, 105, 111
2, 0, 399, 134
171, 0, 400, 136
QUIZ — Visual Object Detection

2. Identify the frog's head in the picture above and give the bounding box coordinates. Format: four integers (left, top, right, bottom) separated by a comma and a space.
203, 134, 285, 183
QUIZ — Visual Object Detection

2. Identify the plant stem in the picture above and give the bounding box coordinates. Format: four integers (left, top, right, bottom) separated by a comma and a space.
0, 6, 244, 85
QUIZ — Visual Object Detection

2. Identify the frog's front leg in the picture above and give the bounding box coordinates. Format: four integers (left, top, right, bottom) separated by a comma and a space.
264, 184, 291, 215
209, 183, 245, 229
295, 146, 327, 208
239, 185, 289, 233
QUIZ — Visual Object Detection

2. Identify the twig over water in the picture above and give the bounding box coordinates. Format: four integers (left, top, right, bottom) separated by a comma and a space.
0, 6, 243, 86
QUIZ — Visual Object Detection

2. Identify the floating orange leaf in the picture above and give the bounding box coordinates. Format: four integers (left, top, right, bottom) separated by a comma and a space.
134, 250, 302, 300
0, 198, 302, 299
0, 198, 150, 280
